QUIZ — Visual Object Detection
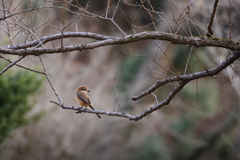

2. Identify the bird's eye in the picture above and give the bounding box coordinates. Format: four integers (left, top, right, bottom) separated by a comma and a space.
82, 88, 86, 90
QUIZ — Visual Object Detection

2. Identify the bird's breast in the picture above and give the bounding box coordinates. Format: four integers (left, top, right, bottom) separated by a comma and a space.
75, 94, 88, 107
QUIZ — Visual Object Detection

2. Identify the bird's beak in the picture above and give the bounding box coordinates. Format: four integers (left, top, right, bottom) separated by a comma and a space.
87, 90, 90, 92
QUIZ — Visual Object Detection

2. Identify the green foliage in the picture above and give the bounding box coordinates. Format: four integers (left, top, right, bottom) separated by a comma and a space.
172, 46, 215, 74
214, 134, 235, 159
0, 61, 44, 144
118, 56, 144, 91
181, 80, 219, 114
135, 137, 164, 160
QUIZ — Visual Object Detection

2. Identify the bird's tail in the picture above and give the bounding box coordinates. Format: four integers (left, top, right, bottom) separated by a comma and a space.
89, 104, 101, 119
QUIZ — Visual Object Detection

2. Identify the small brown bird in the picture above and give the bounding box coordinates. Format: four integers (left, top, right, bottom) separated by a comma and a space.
75, 86, 101, 119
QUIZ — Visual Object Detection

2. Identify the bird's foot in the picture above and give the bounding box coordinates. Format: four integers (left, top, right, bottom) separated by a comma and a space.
77, 107, 83, 113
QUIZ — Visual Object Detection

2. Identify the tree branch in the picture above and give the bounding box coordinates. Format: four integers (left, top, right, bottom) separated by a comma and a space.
50, 80, 188, 121
49, 51, 240, 121
39, 56, 63, 105
1, 31, 240, 56
206, 0, 219, 37
0, 55, 25, 75
4, 32, 112, 50
132, 51, 240, 101
0, 55, 45, 74
50, 100, 136, 120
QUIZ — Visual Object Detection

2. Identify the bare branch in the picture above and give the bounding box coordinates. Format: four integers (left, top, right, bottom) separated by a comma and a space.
105, 0, 111, 18
0, 55, 45, 74
10, 18, 46, 49
227, 0, 235, 39
4, 32, 112, 49
132, 51, 240, 101
50, 80, 187, 121
101, 63, 121, 112
0, 6, 82, 21
151, 93, 158, 104
109, 18, 126, 35
184, 46, 193, 75
39, 56, 63, 105
112, 0, 120, 19
207, 0, 219, 37
2, 31, 240, 56
0, 0, 239, 125
50, 100, 136, 119
49, 51, 240, 121
50, 80, 186, 121
0, 55, 25, 76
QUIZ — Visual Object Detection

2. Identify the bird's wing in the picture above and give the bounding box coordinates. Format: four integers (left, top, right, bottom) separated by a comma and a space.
87, 97, 91, 105
76, 92, 90, 105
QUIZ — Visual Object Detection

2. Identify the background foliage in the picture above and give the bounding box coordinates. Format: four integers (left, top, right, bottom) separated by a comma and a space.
0, 60, 44, 145
0, 0, 240, 160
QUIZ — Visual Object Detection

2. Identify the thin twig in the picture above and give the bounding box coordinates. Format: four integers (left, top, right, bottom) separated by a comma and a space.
39, 56, 63, 105
144, 62, 168, 78
184, 46, 193, 75
151, 93, 158, 104
132, 51, 240, 101
51, 79, 188, 121
113, 84, 120, 112
0, 55, 45, 74
193, 47, 208, 71
112, 0, 120, 19
196, 79, 199, 105
142, 51, 178, 76
105, 0, 110, 18
119, 7, 136, 33
227, 0, 235, 39
49, 51, 240, 121
101, 63, 121, 112
206, 0, 219, 37
0, 55, 25, 76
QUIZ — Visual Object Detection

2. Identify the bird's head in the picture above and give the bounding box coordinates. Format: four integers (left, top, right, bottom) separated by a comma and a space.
78, 86, 90, 93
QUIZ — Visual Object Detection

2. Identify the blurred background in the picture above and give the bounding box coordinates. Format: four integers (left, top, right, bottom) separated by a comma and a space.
0, 0, 240, 159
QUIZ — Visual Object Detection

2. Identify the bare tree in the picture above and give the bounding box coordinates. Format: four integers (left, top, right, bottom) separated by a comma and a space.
1, 1, 240, 159
0, 0, 239, 122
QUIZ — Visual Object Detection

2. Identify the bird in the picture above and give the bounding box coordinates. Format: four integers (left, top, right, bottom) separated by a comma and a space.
75, 86, 101, 119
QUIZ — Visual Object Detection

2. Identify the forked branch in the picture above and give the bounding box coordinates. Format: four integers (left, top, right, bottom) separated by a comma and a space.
50, 51, 240, 121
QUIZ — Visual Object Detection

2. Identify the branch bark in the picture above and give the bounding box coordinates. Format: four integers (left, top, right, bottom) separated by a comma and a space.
50, 51, 240, 121
1, 31, 240, 56
207, 0, 219, 37
0, 56, 25, 75
132, 51, 240, 101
